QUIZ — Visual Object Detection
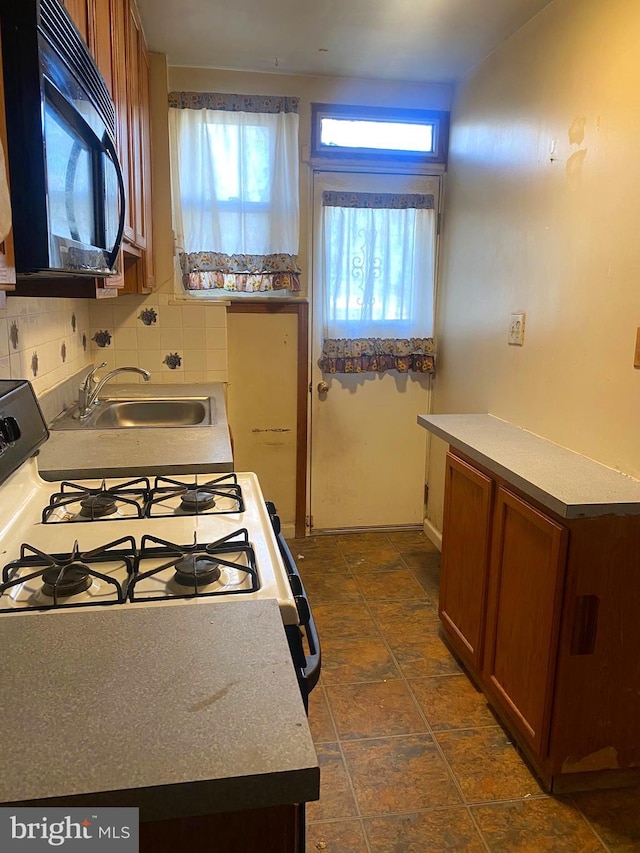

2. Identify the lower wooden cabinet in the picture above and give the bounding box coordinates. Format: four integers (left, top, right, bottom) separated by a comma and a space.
439, 449, 640, 792
484, 486, 567, 758
439, 453, 493, 671
139, 804, 300, 853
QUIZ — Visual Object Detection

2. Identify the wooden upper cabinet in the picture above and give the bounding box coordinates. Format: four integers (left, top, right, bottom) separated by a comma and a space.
439, 453, 493, 671
483, 486, 568, 758
125, 0, 146, 250
61, 0, 91, 44
69, 0, 155, 291
0, 20, 15, 291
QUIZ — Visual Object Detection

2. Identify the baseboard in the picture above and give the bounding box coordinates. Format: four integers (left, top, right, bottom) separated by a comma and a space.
281, 523, 296, 540
423, 517, 442, 551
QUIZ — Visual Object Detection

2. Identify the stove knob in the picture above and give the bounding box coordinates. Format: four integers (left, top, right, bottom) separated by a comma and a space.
0, 416, 20, 446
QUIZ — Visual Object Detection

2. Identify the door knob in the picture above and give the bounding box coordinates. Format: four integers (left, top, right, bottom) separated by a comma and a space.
317, 381, 329, 394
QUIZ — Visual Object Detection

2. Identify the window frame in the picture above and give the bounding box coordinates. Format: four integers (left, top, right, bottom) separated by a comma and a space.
311, 103, 449, 165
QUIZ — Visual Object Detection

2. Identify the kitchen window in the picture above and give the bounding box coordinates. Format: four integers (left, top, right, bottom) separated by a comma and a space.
168, 92, 301, 297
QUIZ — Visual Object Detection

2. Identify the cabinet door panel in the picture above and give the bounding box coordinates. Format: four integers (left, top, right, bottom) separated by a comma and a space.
484, 487, 567, 756
61, 0, 90, 43
439, 453, 493, 670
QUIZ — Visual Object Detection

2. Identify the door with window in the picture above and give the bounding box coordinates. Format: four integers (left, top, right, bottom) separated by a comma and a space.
310, 171, 440, 531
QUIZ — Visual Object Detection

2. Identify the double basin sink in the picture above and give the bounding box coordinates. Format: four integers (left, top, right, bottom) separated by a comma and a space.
51, 396, 216, 430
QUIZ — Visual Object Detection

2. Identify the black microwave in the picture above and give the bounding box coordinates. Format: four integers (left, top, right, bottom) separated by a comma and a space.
0, 0, 125, 278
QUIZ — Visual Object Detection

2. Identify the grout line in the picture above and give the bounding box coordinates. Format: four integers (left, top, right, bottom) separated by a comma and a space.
565, 793, 613, 853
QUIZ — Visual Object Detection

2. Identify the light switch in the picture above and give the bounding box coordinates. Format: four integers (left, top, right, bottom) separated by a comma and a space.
509, 313, 525, 346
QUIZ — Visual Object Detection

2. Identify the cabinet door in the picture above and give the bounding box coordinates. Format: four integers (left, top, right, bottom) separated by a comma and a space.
138, 31, 154, 288
0, 19, 15, 291
61, 0, 91, 44
484, 487, 567, 757
125, 0, 145, 250
439, 453, 493, 671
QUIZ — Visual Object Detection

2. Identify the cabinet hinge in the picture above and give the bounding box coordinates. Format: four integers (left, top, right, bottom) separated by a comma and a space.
305, 515, 313, 529
424, 484, 429, 506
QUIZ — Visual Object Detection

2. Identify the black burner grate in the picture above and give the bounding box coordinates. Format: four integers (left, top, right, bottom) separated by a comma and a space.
42, 478, 151, 523
146, 473, 244, 517
0, 536, 137, 611
129, 529, 259, 601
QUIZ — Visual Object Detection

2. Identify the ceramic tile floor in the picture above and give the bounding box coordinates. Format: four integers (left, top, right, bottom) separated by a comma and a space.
287, 530, 640, 853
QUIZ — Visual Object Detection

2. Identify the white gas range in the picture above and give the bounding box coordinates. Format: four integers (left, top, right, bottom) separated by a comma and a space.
0, 379, 319, 700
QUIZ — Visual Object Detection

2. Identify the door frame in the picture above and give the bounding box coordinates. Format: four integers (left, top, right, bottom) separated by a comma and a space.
307, 167, 443, 532
227, 301, 309, 538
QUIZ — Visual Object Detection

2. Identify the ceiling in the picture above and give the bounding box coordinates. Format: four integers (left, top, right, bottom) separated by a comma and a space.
139, 0, 553, 84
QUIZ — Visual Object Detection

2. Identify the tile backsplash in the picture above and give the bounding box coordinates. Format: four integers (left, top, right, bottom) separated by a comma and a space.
0, 294, 92, 396
88, 292, 228, 384
0, 290, 228, 397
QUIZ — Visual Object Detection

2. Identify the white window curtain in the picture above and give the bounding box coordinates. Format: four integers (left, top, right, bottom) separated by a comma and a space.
168, 92, 301, 294
319, 191, 436, 373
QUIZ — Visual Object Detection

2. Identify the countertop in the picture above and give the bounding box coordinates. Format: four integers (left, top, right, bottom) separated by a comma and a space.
36, 382, 233, 481
418, 413, 640, 518
0, 599, 319, 820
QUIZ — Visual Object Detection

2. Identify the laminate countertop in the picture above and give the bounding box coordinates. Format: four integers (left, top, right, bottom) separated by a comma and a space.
0, 599, 319, 820
36, 382, 233, 481
418, 413, 640, 519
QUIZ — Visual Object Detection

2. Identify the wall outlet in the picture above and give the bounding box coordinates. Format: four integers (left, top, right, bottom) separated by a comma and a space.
509, 313, 525, 346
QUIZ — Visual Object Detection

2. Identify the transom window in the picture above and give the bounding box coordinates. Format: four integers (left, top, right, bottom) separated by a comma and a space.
311, 103, 449, 164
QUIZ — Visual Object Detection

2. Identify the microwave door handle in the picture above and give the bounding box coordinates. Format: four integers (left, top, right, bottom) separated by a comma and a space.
64, 141, 83, 243
103, 131, 126, 271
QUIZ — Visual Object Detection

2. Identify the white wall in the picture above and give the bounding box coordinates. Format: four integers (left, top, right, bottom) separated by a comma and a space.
428, 0, 640, 530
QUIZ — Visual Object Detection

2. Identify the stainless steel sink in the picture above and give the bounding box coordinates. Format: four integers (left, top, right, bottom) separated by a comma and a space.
51, 397, 216, 430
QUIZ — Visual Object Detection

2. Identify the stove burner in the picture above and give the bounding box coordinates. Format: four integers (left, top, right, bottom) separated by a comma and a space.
179, 488, 217, 512
79, 493, 118, 518
41, 562, 92, 597
173, 554, 221, 587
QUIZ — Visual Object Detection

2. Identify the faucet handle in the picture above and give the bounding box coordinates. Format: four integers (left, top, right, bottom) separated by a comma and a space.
85, 362, 107, 388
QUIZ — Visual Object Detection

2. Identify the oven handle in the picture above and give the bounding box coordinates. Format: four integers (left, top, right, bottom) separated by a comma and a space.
265, 505, 321, 693
278, 533, 321, 691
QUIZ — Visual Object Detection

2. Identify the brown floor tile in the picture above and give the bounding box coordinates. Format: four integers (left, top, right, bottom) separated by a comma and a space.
311, 601, 380, 642
386, 529, 438, 551
355, 567, 427, 601
326, 680, 426, 741
368, 599, 440, 638
321, 636, 401, 685
402, 550, 442, 570
308, 686, 337, 744
288, 536, 341, 556
391, 634, 462, 678
300, 571, 364, 604
336, 532, 394, 554
364, 807, 486, 852
435, 727, 542, 803
407, 562, 441, 597
473, 797, 605, 851
409, 674, 498, 731
306, 743, 358, 822
343, 734, 462, 816
347, 554, 407, 572
306, 819, 369, 853
570, 785, 640, 852
297, 551, 348, 572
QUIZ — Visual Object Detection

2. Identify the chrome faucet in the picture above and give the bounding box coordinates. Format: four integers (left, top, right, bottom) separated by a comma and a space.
77, 363, 152, 418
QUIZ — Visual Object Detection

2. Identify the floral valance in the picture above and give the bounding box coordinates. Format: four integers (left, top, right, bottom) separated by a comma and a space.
169, 91, 300, 114
181, 251, 301, 293
319, 337, 435, 374
322, 191, 434, 210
